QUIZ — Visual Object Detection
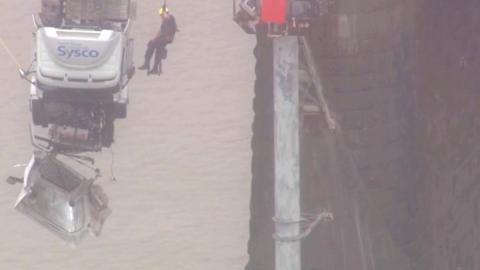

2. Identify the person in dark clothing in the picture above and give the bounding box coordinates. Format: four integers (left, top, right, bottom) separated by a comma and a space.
139, 6, 178, 75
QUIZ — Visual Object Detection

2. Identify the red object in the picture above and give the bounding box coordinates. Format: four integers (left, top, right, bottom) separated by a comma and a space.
261, 0, 287, 24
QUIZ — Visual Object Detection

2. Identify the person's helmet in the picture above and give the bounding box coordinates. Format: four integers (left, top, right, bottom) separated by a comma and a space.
158, 6, 169, 16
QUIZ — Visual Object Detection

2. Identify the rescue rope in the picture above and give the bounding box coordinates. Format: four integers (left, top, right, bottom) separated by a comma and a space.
0, 37, 23, 70
110, 147, 117, 182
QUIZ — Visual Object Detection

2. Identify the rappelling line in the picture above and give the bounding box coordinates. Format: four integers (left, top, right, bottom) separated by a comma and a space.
110, 147, 117, 182
0, 37, 23, 71
162, 0, 168, 12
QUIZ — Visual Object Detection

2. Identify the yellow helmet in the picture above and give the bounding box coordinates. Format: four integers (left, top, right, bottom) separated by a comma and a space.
158, 7, 169, 16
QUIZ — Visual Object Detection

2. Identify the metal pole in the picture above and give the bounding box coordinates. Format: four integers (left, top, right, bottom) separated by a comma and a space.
299, 37, 336, 130
273, 36, 301, 270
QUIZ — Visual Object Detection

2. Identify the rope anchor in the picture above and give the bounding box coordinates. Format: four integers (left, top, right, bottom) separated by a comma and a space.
0, 37, 24, 71
273, 211, 334, 242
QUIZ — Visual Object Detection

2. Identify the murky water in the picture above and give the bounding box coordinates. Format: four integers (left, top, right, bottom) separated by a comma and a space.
0, 1, 254, 269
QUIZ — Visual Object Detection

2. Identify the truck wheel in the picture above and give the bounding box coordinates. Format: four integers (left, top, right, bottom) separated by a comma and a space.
31, 100, 48, 127
102, 120, 114, 148
114, 103, 127, 119
127, 66, 135, 79
101, 106, 115, 148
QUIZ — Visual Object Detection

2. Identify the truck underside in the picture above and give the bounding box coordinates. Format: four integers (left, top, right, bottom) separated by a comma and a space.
30, 0, 135, 152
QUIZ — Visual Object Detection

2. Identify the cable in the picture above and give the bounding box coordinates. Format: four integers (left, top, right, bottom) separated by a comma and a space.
0, 37, 23, 70
110, 146, 117, 182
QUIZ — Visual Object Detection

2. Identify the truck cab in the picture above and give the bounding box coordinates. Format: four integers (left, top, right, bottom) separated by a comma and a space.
29, 0, 136, 151
14, 151, 110, 244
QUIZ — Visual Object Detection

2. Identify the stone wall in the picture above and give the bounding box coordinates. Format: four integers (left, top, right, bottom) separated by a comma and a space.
245, 1, 480, 269
305, 0, 418, 268
415, 1, 480, 269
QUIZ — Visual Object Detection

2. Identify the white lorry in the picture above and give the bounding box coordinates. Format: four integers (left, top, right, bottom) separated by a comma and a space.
5, 1, 137, 243
27, 0, 136, 151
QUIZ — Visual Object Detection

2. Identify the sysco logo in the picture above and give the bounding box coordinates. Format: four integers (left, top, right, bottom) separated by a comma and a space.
57, 46, 100, 59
